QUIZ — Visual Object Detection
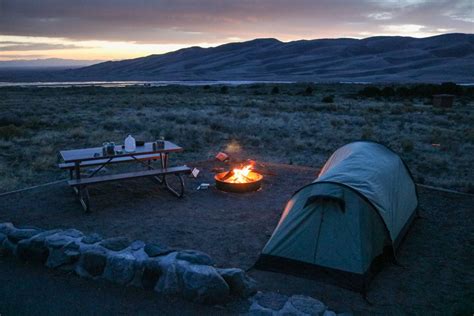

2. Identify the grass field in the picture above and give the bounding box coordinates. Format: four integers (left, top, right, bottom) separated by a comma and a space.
0, 83, 473, 193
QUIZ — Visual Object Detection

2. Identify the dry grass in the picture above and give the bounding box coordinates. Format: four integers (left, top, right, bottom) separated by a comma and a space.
0, 83, 473, 192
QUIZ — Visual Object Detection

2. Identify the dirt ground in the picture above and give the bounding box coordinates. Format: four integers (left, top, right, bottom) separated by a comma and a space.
0, 161, 473, 314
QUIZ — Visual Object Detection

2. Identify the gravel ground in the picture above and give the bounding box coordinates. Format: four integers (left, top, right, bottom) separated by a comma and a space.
0, 161, 472, 314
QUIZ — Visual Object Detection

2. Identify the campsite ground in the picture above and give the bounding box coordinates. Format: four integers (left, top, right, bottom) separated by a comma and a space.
0, 162, 473, 314
0, 83, 473, 314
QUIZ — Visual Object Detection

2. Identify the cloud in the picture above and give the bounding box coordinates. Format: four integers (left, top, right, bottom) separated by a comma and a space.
0, 41, 87, 51
0, 0, 471, 45
368, 12, 393, 20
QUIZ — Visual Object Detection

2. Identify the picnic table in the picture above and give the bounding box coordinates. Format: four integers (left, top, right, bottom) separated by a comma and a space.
59, 141, 191, 213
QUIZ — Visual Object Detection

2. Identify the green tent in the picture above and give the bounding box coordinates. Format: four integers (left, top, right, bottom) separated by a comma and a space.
255, 141, 418, 292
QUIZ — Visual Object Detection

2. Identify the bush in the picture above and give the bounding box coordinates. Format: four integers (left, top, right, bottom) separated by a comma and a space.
304, 86, 314, 96
358, 86, 380, 97
401, 139, 414, 152
381, 87, 395, 98
220, 86, 228, 94
203, 85, 211, 90
271, 86, 280, 95
321, 95, 334, 103
0, 124, 23, 140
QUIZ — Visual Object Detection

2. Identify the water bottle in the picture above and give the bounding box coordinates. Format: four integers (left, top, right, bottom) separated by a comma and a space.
124, 135, 136, 152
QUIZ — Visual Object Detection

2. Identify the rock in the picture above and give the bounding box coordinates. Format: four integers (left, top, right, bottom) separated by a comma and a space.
141, 259, 162, 290
144, 243, 175, 257
99, 237, 130, 251
60, 229, 84, 238
129, 240, 145, 251
336, 313, 353, 316
77, 247, 108, 277
81, 233, 103, 244
181, 264, 230, 304
283, 295, 327, 316
155, 261, 181, 295
323, 311, 337, 316
249, 301, 275, 316
46, 242, 80, 268
254, 291, 288, 311
103, 252, 136, 285
176, 249, 215, 266
217, 268, 257, 298
0, 222, 14, 235
0, 232, 6, 244
1, 237, 17, 256
45, 233, 78, 249
17, 238, 50, 263
7, 228, 41, 243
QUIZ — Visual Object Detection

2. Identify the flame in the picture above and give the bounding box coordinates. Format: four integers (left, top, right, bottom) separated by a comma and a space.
226, 162, 259, 183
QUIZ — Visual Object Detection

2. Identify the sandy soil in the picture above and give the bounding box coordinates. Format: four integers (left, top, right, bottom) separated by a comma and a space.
0, 161, 472, 314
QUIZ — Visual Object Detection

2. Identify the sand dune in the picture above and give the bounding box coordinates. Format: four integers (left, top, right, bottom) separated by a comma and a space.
65, 33, 473, 83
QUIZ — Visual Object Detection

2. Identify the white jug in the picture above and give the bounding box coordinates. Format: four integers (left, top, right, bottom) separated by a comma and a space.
124, 134, 136, 152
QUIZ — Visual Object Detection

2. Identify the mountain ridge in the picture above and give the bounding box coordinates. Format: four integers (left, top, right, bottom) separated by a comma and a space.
2, 33, 473, 83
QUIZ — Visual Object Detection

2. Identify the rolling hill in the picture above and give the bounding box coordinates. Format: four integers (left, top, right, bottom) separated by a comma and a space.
4, 33, 474, 83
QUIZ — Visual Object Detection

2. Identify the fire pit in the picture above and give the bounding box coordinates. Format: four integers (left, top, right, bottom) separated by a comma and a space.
215, 163, 263, 193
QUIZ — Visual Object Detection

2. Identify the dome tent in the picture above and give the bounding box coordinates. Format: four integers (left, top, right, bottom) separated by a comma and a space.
255, 141, 418, 292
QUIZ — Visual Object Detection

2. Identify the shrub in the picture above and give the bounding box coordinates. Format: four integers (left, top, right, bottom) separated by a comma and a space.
0, 124, 23, 140
321, 95, 334, 103
304, 86, 314, 96
271, 86, 280, 95
220, 86, 228, 94
0, 113, 23, 127
358, 86, 380, 98
381, 87, 395, 98
203, 85, 211, 90
401, 139, 414, 152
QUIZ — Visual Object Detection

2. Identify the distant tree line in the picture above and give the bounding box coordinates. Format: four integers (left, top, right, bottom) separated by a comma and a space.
358, 82, 472, 99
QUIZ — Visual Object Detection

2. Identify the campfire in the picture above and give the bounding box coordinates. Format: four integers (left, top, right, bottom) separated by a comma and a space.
215, 161, 263, 193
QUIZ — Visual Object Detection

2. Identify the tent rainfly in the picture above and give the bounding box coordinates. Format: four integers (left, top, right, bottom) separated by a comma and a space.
255, 141, 418, 292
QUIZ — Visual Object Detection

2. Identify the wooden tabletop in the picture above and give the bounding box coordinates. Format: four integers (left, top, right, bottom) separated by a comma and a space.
60, 141, 183, 163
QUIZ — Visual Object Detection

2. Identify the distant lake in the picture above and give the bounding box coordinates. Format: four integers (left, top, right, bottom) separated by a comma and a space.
0, 80, 295, 88
0, 80, 472, 87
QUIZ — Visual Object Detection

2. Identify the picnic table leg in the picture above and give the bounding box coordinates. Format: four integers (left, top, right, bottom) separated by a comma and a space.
78, 186, 90, 213
160, 153, 185, 198
72, 162, 81, 195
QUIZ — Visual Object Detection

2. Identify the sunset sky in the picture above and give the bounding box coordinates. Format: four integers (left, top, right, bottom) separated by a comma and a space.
0, 0, 472, 61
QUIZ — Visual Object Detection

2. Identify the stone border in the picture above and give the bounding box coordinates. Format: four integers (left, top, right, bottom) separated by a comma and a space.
0, 222, 349, 314
0, 222, 257, 304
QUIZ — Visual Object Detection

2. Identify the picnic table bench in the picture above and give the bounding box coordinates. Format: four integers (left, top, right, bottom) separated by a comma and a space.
59, 141, 191, 213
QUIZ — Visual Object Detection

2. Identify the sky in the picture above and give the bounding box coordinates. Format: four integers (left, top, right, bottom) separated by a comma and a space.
0, 0, 472, 61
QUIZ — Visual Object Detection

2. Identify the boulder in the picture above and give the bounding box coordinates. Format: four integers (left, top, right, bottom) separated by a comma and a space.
7, 228, 41, 243
77, 247, 108, 277
129, 240, 145, 251
46, 242, 80, 268
176, 250, 215, 266
81, 233, 103, 245
0, 232, 6, 244
249, 301, 275, 316
253, 291, 288, 311
155, 261, 181, 295
144, 243, 175, 257
1, 237, 17, 256
141, 259, 162, 290
180, 264, 230, 304
60, 229, 84, 238
99, 237, 130, 251
0, 222, 14, 235
45, 233, 78, 249
103, 252, 136, 285
17, 238, 50, 263
323, 311, 337, 316
217, 268, 257, 298
283, 295, 327, 316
